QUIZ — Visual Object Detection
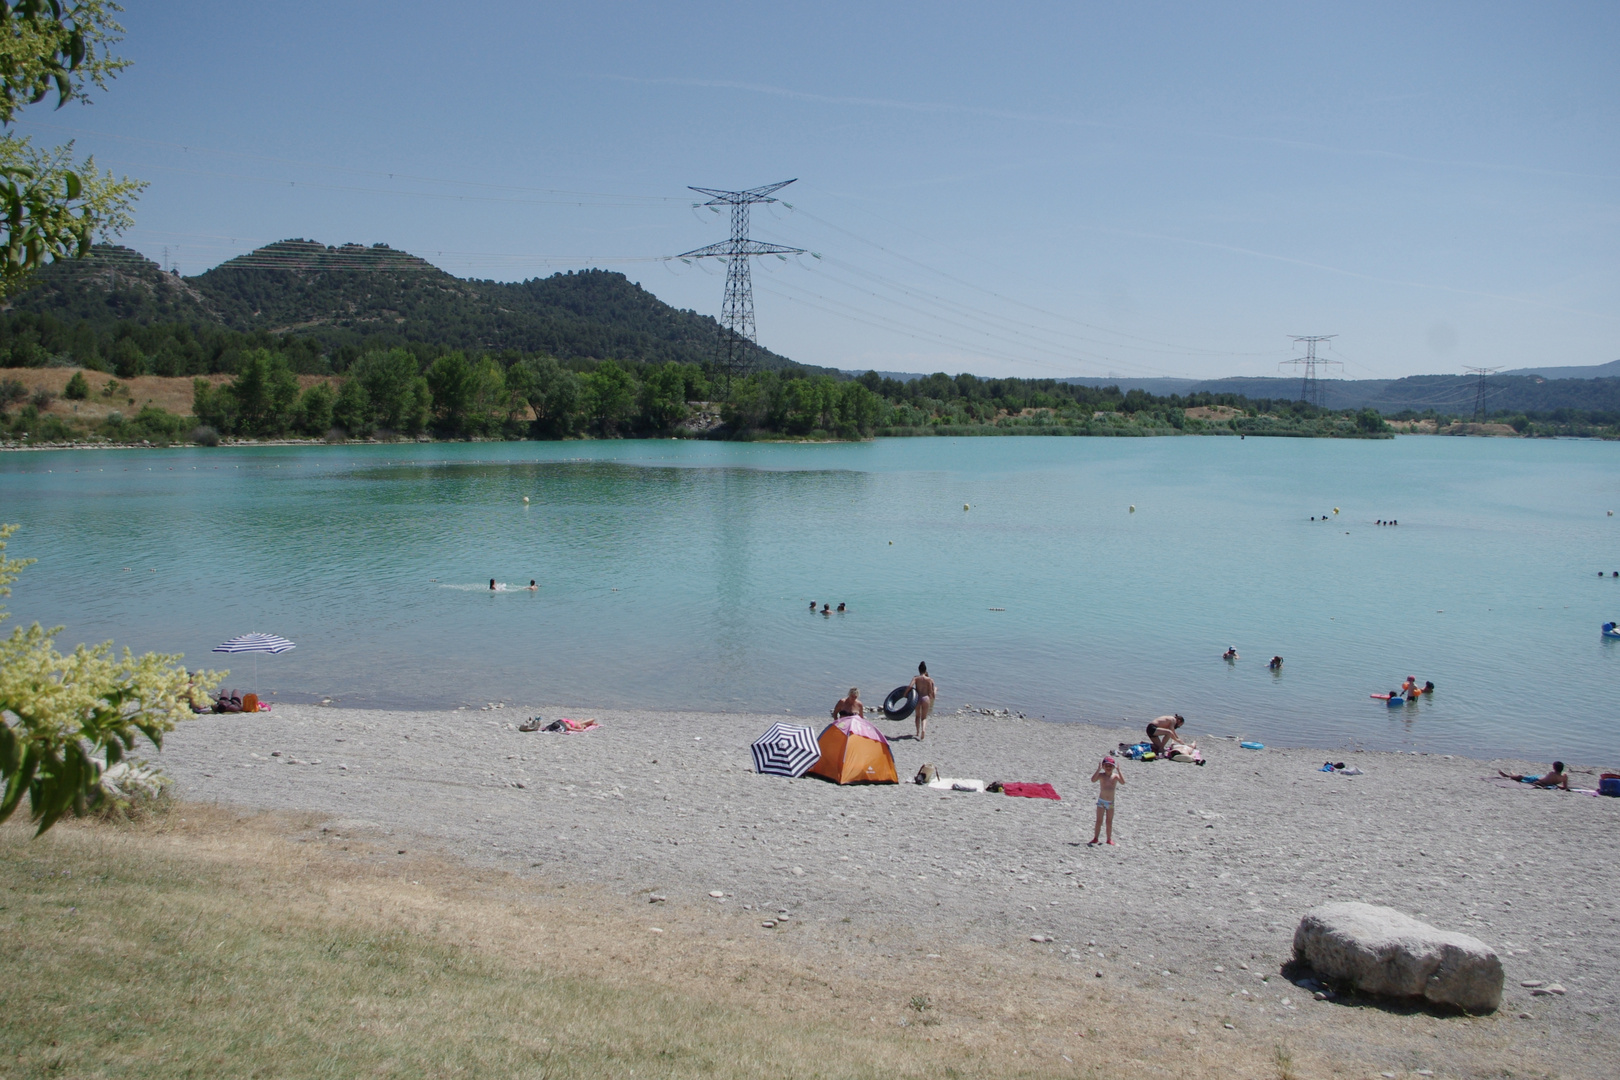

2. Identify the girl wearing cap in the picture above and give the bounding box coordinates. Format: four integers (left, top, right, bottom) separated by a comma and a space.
1089, 755, 1125, 846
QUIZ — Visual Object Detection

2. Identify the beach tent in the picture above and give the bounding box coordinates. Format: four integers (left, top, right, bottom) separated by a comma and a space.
807, 715, 898, 785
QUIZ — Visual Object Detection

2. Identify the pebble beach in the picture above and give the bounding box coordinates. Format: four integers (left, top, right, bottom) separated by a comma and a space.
158, 701, 1620, 1077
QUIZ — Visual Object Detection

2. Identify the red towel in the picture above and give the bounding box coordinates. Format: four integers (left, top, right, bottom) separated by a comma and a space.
1001, 782, 1060, 800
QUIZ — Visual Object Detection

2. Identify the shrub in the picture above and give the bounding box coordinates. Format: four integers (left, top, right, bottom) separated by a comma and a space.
30, 387, 55, 410
191, 425, 220, 447
63, 371, 89, 400
0, 378, 24, 410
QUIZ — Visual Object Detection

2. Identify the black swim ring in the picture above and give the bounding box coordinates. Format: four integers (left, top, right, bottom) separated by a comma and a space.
883, 685, 917, 721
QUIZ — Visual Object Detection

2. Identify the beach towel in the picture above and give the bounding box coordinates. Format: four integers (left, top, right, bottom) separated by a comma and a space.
543, 717, 600, 733
1000, 782, 1060, 801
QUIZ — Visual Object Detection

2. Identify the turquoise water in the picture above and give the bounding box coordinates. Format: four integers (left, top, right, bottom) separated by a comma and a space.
2, 436, 1616, 762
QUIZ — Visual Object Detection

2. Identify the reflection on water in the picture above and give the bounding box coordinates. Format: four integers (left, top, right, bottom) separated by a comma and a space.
2, 436, 1616, 762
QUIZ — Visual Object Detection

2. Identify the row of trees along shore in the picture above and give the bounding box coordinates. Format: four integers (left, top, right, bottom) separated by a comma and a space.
35, 312, 1620, 441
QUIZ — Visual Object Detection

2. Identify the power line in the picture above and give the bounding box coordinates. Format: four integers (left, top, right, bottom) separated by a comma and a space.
1280, 335, 1340, 407
677, 180, 804, 386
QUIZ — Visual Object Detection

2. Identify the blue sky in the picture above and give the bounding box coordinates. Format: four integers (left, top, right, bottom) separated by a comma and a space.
14, 1, 1618, 379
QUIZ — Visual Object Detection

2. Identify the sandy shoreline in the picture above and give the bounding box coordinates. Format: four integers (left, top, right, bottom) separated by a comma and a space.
161, 702, 1620, 1077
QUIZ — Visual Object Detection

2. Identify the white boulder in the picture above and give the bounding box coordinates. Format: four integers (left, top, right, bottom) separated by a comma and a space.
1293, 902, 1503, 1013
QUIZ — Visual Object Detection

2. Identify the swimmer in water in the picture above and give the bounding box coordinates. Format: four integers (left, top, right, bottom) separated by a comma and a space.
822, 603, 831, 615
490, 579, 497, 591
837, 602, 846, 612
1223, 647, 1238, 661
1269, 655, 1283, 670
810, 600, 817, 611
527, 580, 537, 591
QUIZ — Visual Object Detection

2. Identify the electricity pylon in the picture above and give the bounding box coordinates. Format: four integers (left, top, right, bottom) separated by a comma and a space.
679, 180, 804, 389
1465, 366, 1501, 422
1280, 335, 1341, 408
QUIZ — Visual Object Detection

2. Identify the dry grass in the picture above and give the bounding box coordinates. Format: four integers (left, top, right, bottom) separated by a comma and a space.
1183, 406, 1241, 421
0, 804, 1321, 1079
0, 367, 337, 424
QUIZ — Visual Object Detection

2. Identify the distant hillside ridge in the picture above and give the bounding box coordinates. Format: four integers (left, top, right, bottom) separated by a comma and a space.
6, 241, 826, 374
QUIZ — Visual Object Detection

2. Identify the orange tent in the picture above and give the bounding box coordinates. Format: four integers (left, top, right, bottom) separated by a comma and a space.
807, 716, 898, 785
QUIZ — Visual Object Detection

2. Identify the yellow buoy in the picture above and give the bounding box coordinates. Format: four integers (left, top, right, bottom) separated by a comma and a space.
1129, 505, 1136, 513
888, 540, 893, 545
1333, 507, 1340, 514
964, 503, 970, 511
523, 496, 530, 504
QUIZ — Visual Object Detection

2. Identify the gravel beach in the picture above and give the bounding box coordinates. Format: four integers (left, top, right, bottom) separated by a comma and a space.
162, 702, 1620, 1077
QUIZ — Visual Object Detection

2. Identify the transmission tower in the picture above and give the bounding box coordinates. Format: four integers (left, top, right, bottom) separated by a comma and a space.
1280, 335, 1341, 408
678, 179, 804, 388
1464, 366, 1501, 422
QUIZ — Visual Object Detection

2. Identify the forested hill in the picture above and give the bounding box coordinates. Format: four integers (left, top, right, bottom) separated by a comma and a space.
5, 241, 811, 372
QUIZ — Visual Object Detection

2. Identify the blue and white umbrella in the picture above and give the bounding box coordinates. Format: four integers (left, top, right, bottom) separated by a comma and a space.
751, 723, 820, 778
213, 633, 296, 695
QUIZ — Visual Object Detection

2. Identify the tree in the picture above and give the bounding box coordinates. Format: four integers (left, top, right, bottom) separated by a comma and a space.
331, 376, 371, 438
295, 381, 334, 436
0, 523, 219, 834
353, 348, 429, 435
425, 351, 473, 436
227, 348, 299, 436
638, 362, 690, 433
581, 359, 635, 437
61, 367, 85, 398
0, 2, 145, 298
513, 356, 583, 439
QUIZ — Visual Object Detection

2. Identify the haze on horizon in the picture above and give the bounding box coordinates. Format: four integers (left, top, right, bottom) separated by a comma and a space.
15, 1, 1617, 382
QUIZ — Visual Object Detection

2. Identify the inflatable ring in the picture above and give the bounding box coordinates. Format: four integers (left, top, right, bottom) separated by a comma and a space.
883, 685, 918, 721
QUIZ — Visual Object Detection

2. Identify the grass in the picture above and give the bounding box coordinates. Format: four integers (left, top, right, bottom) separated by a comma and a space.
0, 804, 1512, 1079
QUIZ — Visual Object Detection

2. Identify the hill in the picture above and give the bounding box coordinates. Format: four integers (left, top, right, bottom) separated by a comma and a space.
5, 241, 819, 373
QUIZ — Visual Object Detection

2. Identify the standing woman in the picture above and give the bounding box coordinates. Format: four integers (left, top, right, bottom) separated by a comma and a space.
909, 662, 937, 742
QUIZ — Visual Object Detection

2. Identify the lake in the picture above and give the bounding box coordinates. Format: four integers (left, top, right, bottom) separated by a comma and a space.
2, 435, 1616, 762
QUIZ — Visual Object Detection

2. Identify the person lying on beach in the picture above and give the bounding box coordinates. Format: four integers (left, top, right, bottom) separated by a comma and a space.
833, 688, 866, 719
1146, 714, 1185, 753
1089, 756, 1124, 845
1498, 762, 1570, 790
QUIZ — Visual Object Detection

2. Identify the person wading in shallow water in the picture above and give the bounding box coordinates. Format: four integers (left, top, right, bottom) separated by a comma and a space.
909, 661, 937, 742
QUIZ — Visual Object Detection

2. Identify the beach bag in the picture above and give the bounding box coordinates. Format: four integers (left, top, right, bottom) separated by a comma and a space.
1600, 773, 1620, 798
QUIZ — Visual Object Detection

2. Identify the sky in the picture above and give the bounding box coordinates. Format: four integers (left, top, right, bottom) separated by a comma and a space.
13, 1, 1619, 380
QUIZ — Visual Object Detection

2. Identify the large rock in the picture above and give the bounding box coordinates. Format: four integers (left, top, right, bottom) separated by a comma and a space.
1293, 902, 1503, 1012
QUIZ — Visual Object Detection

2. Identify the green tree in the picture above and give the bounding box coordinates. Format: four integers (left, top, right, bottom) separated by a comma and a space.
353, 348, 429, 435
513, 356, 584, 439
295, 380, 334, 436
0, 524, 220, 834
227, 348, 299, 436
0, 2, 145, 298
638, 361, 690, 433
1355, 408, 1389, 434
581, 359, 635, 437
110, 333, 140, 377
331, 376, 371, 438
426, 351, 473, 436
191, 376, 235, 433
61, 367, 85, 398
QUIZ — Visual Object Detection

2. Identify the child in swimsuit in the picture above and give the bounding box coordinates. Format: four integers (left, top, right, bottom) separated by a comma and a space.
1089, 756, 1124, 846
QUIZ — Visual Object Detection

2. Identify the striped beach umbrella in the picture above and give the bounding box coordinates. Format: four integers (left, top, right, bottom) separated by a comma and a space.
212, 633, 296, 696
751, 723, 820, 778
